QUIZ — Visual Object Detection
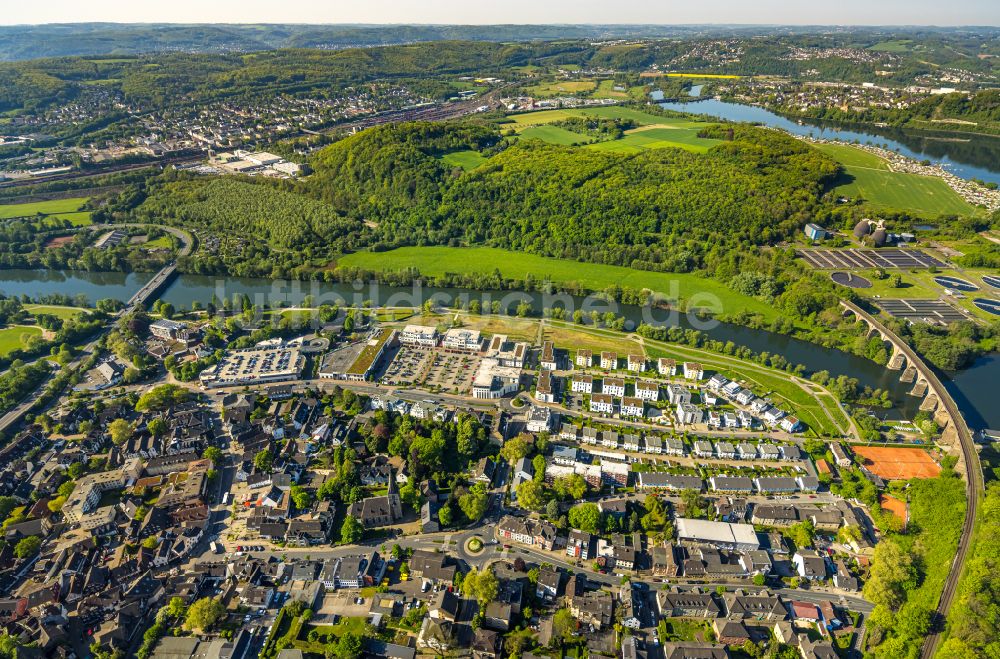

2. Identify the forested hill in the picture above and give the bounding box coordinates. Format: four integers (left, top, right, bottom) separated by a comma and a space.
305, 121, 841, 268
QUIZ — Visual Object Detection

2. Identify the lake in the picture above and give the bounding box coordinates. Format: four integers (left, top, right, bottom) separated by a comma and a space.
2, 268, 996, 428
660, 98, 1000, 184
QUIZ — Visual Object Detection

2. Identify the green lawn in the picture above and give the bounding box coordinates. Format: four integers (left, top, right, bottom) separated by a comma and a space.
0, 326, 43, 356
815, 143, 889, 170
815, 145, 974, 217
586, 126, 719, 154
143, 235, 173, 249
439, 150, 488, 171
508, 106, 685, 128
519, 125, 591, 145
24, 304, 89, 321
0, 197, 90, 220
338, 246, 781, 320
524, 80, 597, 97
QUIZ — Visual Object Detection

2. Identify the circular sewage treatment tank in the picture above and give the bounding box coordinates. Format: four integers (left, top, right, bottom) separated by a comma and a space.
973, 298, 1000, 316
983, 275, 1000, 290
830, 272, 872, 289
933, 275, 979, 292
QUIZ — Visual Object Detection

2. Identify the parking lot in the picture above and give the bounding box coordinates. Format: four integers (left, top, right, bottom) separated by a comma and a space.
381, 345, 433, 386
798, 248, 946, 269
424, 351, 481, 394
877, 298, 970, 324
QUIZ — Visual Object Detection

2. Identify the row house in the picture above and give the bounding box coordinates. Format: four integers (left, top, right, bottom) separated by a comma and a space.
658, 358, 677, 377
576, 350, 592, 368
496, 515, 560, 551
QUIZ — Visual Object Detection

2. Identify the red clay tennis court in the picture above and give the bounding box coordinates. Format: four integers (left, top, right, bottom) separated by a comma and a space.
854, 446, 941, 480
880, 494, 908, 523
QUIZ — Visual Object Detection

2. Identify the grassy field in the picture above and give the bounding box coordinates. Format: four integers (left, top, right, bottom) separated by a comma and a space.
815, 144, 975, 217
508, 105, 679, 128
543, 324, 641, 356
509, 107, 719, 153
439, 150, 488, 171
525, 80, 597, 97
142, 235, 173, 249
586, 126, 719, 154
519, 125, 591, 145
834, 167, 974, 217
815, 143, 889, 170
0, 326, 43, 356
24, 304, 89, 321
0, 197, 91, 224
339, 246, 781, 321
869, 40, 913, 53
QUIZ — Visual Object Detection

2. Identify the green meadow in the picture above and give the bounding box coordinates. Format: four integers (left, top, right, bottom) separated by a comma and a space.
439, 150, 488, 170
816, 144, 975, 217
0, 197, 93, 225
519, 125, 592, 145
24, 304, 89, 321
338, 246, 780, 320
0, 326, 43, 356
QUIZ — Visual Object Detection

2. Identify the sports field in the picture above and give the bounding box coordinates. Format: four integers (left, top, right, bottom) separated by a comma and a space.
816, 144, 974, 217
338, 246, 782, 321
853, 446, 942, 480
439, 150, 487, 171
0, 326, 43, 356
880, 494, 908, 522
0, 197, 92, 225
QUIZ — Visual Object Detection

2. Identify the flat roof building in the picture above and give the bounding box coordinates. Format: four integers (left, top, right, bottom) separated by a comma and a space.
200, 345, 305, 388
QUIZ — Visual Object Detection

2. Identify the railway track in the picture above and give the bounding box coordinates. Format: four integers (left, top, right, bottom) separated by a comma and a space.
842, 301, 983, 657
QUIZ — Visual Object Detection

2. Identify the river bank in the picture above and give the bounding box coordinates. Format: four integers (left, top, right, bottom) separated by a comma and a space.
1, 268, 997, 430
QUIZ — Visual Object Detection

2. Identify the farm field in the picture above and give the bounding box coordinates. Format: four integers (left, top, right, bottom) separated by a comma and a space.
339, 246, 783, 322
0, 197, 92, 224
439, 149, 487, 170
0, 326, 43, 356
823, 160, 974, 217
24, 305, 89, 321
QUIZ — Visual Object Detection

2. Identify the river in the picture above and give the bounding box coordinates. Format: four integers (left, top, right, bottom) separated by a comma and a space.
3, 268, 997, 429
659, 98, 1000, 184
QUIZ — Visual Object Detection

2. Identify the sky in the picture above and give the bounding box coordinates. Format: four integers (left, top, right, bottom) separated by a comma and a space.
2, 0, 998, 27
